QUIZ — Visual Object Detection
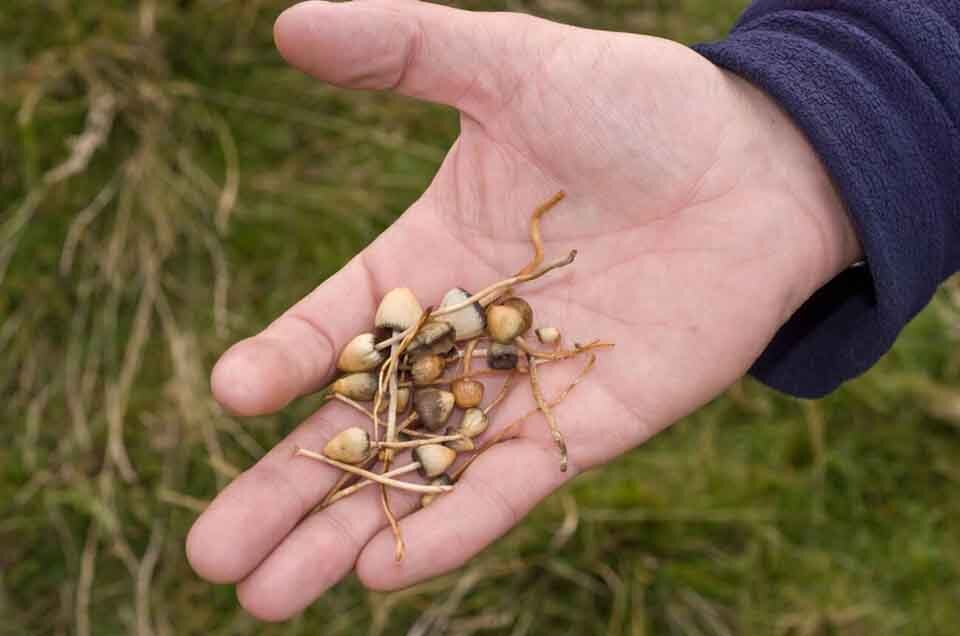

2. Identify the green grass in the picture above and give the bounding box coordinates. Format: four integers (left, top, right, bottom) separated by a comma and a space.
2, 1, 959, 634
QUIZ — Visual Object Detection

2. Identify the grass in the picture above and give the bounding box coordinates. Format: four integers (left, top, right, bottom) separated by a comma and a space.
2, 1, 959, 634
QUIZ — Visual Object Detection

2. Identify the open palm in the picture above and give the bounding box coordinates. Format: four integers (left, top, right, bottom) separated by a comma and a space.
187, 0, 860, 621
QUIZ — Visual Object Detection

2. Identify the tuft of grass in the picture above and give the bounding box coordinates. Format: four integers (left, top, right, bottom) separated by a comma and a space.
2, 1, 958, 635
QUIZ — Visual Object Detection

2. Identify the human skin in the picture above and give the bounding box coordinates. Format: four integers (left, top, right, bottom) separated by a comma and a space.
186, 0, 862, 622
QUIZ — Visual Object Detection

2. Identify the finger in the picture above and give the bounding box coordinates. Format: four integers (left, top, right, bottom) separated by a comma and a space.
210, 251, 380, 416
273, 0, 552, 118
354, 439, 568, 591
186, 400, 372, 584
235, 465, 422, 621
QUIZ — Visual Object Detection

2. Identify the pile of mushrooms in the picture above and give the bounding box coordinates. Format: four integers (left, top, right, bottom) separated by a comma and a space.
293, 192, 611, 560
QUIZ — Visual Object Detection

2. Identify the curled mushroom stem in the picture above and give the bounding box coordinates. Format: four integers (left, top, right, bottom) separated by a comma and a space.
294, 447, 454, 495
517, 191, 565, 277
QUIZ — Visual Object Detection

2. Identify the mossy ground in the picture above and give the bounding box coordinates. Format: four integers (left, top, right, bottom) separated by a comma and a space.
2, 1, 958, 634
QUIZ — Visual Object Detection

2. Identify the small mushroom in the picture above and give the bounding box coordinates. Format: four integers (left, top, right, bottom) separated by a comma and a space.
411, 354, 445, 385
375, 288, 423, 332
487, 342, 519, 370
413, 444, 457, 478
376, 386, 411, 414
413, 388, 456, 431
451, 378, 484, 408
457, 407, 489, 439
486, 297, 533, 344
535, 327, 561, 345
322, 427, 370, 464
331, 372, 378, 401
446, 436, 475, 452
420, 474, 452, 508
439, 288, 486, 340
337, 333, 386, 372
502, 297, 533, 333
409, 320, 455, 355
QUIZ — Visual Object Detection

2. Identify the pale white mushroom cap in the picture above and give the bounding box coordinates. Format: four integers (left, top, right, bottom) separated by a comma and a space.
375, 287, 423, 332
439, 288, 486, 340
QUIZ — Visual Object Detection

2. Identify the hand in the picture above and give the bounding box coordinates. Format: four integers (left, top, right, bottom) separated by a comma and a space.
186, 0, 861, 621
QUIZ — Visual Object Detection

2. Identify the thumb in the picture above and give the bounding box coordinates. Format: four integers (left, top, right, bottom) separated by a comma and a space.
273, 0, 550, 118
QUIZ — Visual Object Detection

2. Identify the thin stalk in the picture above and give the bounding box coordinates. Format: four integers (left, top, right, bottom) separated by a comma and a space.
528, 354, 567, 471
516, 190, 565, 277
323, 463, 423, 507
451, 353, 596, 481
373, 434, 464, 449
294, 448, 452, 495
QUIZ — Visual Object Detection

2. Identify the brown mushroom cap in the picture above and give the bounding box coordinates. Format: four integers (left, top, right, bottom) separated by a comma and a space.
486, 304, 527, 344
451, 378, 484, 408
413, 388, 456, 431
411, 354, 445, 385
501, 297, 533, 334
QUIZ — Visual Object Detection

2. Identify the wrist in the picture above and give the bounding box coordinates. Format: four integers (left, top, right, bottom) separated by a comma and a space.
725, 70, 864, 315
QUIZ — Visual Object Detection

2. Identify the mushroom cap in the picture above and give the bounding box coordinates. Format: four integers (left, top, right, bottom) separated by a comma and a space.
322, 427, 370, 464
535, 327, 561, 345
413, 444, 457, 478
486, 304, 527, 344
451, 378, 484, 408
337, 332, 386, 372
446, 437, 476, 452
413, 388, 456, 431
458, 407, 489, 439
439, 288, 486, 340
501, 297, 533, 334
411, 354, 445, 385
331, 372, 378, 401
409, 320, 455, 355
375, 287, 423, 332
487, 342, 519, 370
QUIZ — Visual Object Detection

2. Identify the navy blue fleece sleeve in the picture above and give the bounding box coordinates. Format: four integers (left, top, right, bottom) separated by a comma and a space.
692, 1, 960, 398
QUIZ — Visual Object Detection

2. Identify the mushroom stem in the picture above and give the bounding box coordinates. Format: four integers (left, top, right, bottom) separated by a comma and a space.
451, 353, 597, 482
527, 355, 567, 472
484, 370, 517, 416
517, 191, 565, 277
434, 251, 577, 316
332, 393, 375, 421
514, 336, 614, 360
294, 447, 454, 494
372, 434, 464, 449
323, 462, 422, 506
